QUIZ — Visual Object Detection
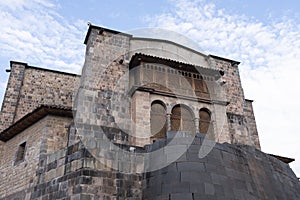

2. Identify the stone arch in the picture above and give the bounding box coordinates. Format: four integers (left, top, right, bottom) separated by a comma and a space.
150, 100, 167, 141
171, 104, 195, 133
199, 108, 211, 134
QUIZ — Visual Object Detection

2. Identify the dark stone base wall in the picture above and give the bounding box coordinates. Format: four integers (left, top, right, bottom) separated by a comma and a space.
0, 142, 142, 200
1, 135, 299, 200
142, 134, 300, 200
2, 169, 141, 200
31, 169, 141, 200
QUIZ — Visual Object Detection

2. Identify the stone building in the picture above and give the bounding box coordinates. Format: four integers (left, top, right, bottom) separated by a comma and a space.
0, 24, 299, 199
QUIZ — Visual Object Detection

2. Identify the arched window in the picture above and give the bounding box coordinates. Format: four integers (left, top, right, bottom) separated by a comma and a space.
150, 101, 167, 141
171, 105, 195, 133
199, 108, 211, 134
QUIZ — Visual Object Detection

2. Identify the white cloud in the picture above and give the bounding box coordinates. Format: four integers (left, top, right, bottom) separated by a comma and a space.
0, 82, 6, 89
146, 0, 300, 176
0, 0, 299, 178
0, 0, 86, 74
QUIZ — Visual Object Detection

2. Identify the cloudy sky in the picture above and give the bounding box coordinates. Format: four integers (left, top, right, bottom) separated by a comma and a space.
0, 0, 299, 176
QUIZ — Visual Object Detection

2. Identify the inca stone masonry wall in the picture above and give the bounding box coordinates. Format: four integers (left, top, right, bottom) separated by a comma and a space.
1, 134, 142, 199
142, 134, 300, 200
1, 128, 299, 199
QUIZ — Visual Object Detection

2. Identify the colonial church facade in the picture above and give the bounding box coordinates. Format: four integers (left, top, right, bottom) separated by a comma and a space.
0, 24, 299, 199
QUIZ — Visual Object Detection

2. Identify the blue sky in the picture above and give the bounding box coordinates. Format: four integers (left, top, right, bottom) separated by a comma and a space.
0, 0, 300, 176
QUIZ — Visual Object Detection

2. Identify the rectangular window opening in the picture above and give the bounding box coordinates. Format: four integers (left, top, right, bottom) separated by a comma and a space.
15, 142, 26, 164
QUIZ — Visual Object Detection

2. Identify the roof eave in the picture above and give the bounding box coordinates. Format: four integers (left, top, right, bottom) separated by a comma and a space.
0, 105, 73, 142
209, 54, 240, 65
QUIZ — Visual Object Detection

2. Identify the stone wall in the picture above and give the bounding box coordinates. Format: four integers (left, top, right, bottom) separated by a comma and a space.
210, 57, 261, 148
0, 62, 26, 131
42, 116, 73, 154
1, 123, 299, 199
35, 142, 142, 199
244, 99, 260, 149
0, 115, 72, 198
14, 67, 78, 122
131, 90, 151, 146
79, 28, 236, 147
0, 141, 4, 166
0, 62, 79, 132
142, 134, 300, 199
0, 117, 46, 198
211, 58, 245, 115
0, 24, 297, 200
76, 27, 132, 136
1, 140, 143, 200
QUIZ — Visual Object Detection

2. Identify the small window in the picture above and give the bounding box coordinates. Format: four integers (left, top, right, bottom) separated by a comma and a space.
15, 142, 26, 164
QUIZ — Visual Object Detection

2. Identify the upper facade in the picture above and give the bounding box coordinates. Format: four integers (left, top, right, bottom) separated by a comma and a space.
77, 24, 260, 148
0, 25, 260, 149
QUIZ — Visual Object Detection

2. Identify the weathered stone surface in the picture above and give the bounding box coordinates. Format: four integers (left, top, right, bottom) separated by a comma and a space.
1, 129, 299, 199
142, 136, 300, 199
0, 25, 298, 200
0, 62, 79, 132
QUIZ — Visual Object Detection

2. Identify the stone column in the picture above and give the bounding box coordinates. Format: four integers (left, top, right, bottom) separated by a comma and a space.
194, 117, 199, 133
166, 113, 171, 131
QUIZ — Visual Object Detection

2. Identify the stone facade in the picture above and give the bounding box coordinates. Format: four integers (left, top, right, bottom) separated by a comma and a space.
0, 24, 298, 199
78, 25, 259, 149
143, 135, 300, 200
0, 114, 72, 198
0, 62, 79, 132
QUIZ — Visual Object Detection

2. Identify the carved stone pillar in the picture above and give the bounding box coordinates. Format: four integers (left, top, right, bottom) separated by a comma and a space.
166, 113, 171, 131
194, 117, 199, 133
